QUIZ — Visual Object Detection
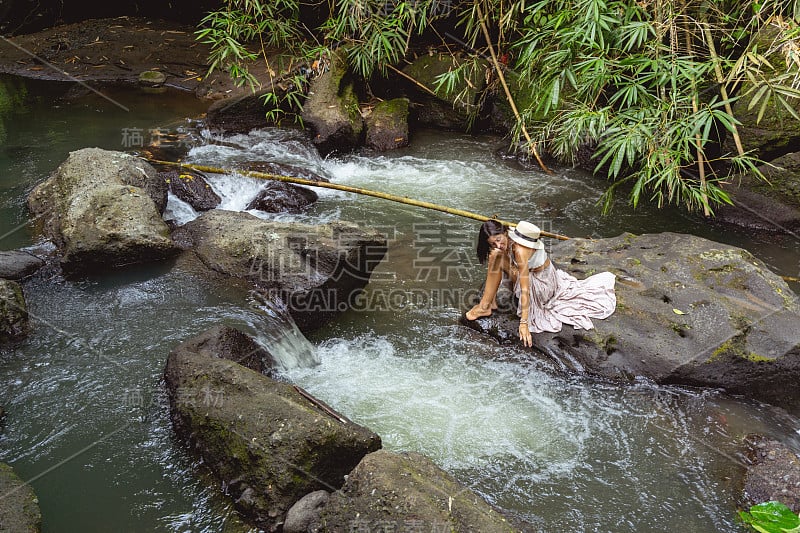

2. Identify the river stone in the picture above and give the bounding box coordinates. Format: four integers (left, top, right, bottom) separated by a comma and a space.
138, 70, 166, 87
0, 279, 28, 343
301, 52, 364, 156
171, 210, 387, 332
463, 232, 800, 413
317, 449, 519, 532
742, 434, 800, 513
245, 182, 318, 213
0, 250, 44, 280
283, 490, 329, 533
0, 462, 41, 532
27, 148, 176, 272
365, 98, 410, 151
160, 168, 221, 211
164, 326, 381, 530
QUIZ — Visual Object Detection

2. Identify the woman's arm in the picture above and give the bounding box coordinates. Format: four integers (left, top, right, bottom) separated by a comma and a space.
514, 245, 534, 347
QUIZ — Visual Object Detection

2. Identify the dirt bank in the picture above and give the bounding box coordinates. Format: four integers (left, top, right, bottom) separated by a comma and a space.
0, 16, 271, 101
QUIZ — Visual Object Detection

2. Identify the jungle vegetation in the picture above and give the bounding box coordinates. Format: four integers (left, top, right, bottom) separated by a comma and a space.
196, 0, 800, 214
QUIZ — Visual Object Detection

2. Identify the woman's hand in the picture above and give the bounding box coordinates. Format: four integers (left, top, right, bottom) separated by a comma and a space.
519, 321, 532, 347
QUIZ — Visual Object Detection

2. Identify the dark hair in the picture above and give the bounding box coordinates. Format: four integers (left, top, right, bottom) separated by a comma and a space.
476, 219, 506, 264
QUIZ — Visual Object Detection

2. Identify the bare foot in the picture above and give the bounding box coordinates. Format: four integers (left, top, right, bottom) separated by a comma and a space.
466, 304, 493, 321
491, 298, 498, 311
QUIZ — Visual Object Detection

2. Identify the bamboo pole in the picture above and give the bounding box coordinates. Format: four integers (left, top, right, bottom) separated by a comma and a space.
704, 26, 746, 157
147, 158, 572, 240
474, 3, 552, 175
684, 22, 711, 217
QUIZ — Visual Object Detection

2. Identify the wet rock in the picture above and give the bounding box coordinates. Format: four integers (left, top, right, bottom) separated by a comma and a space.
742, 434, 800, 513
159, 168, 221, 211
284, 490, 329, 533
171, 323, 276, 375
0, 462, 41, 532
27, 148, 177, 273
301, 52, 364, 156
246, 183, 318, 213
365, 98, 410, 151
0, 279, 29, 343
164, 326, 381, 531
318, 450, 519, 532
463, 232, 800, 413
138, 70, 166, 87
0, 250, 45, 280
171, 210, 387, 332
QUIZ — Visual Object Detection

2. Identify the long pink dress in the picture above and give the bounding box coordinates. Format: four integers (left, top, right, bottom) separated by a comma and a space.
513, 251, 616, 333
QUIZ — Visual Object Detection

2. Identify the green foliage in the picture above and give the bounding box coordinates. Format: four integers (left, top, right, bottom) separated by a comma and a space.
196, 0, 800, 214
739, 501, 800, 533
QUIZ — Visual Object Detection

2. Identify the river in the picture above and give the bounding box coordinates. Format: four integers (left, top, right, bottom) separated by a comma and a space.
1, 74, 799, 532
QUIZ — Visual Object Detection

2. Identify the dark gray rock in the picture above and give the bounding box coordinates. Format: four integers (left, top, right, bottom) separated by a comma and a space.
365, 98, 410, 151
206, 89, 272, 134
742, 434, 800, 513
463, 232, 800, 413
171, 210, 387, 332
27, 148, 177, 273
170, 323, 276, 375
0, 251, 45, 280
284, 490, 329, 533
301, 53, 364, 156
246, 183, 318, 213
0, 279, 28, 343
160, 168, 221, 211
318, 450, 519, 532
164, 326, 381, 531
0, 462, 41, 532
402, 54, 487, 131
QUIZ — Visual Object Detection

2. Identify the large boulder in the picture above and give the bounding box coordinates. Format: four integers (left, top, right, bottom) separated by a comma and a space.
365, 97, 410, 151
401, 53, 488, 131
463, 232, 800, 413
27, 148, 177, 273
0, 279, 29, 343
164, 325, 381, 530
317, 449, 519, 532
0, 462, 41, 532
742, 434, 800, 513
301, 53, 364, 156
0, 250, 45, 280
172, 210, 387, 332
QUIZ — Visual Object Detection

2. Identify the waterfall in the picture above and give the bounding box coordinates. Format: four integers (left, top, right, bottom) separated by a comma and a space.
246, 293, 320, 371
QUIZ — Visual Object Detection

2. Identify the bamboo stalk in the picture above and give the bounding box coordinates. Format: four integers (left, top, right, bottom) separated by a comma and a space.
685, 22, 711, 217
147, 158, 572, 240
704, 26, 745, 157
474, 3, 552, 175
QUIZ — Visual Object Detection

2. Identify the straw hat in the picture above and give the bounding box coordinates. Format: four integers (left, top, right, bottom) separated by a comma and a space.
508, 220, 545, 249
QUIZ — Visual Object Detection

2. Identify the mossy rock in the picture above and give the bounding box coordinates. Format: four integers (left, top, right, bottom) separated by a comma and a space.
0, 462, 41, 532
138, 70, 166, 87
0, 279, 29, 343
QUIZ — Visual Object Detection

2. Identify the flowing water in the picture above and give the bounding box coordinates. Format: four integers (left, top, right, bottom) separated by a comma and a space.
1, 74, 800, 532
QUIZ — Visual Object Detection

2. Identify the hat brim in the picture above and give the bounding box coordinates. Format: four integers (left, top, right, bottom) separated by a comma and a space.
509, 231, 545, 249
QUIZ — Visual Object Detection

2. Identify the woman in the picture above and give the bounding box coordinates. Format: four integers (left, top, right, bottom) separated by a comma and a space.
466, 220, 616, 347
